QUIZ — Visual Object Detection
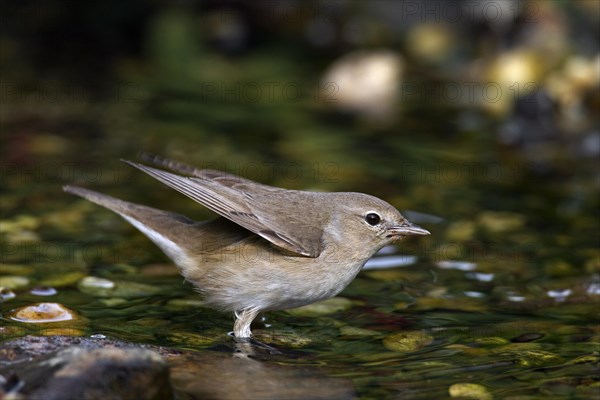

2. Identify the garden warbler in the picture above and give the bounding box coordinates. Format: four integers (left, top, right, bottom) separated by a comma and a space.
64, 155, 429, 338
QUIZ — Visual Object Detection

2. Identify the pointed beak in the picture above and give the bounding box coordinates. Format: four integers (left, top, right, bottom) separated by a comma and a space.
386, 221, 430, 238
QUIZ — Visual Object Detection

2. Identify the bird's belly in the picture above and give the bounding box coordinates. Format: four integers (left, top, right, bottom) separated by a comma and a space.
181, 245, 367, 312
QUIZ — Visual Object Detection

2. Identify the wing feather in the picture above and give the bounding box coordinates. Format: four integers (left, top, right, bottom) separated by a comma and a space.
123, 159, 323, 257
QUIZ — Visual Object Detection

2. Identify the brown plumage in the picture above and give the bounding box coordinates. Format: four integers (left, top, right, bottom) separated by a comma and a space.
64, 155, 429, 337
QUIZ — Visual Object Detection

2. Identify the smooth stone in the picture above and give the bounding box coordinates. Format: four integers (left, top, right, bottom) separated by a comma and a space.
79, 276, 115, 289
9, 302, 77, 323
0, 276, 30, 289
449, 383, 493, 400
383, 330, 433, 353
30, 286, 58, 296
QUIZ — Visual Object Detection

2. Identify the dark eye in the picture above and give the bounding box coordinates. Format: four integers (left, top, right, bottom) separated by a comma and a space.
365, 213, 381, 226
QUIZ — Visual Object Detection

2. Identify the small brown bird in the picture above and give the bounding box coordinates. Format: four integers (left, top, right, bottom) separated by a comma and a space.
64, 155, 429, 338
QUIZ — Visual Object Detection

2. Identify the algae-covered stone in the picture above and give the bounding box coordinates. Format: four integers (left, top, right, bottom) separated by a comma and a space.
501, 349, 563, 367
383, 330, 433, 353
286, 297, 353, 316
449, 383, 492, 400
0, 275, 30, 289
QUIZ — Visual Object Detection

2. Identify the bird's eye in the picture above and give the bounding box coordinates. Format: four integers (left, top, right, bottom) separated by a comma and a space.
365, 213, 381, 226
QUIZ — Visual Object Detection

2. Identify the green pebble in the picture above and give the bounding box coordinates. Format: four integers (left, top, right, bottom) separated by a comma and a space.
41, 271, 86, 288
449, 383, 492, 400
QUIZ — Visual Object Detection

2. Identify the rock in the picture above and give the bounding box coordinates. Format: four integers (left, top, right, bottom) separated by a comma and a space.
0, 336, 355, 400
0, 336, 174, 400
8, 302, 77, 323
2, 346, 171, 400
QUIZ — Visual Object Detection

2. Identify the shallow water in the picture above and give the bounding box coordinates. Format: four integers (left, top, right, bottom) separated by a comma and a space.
1, 131, 598, 398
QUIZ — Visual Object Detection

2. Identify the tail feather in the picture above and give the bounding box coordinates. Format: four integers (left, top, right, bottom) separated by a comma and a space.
63, 185, 196, 265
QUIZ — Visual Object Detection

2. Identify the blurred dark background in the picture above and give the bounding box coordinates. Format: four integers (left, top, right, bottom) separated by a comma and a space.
1, 0, 598, 230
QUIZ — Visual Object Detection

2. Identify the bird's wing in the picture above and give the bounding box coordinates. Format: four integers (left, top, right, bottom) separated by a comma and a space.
139, 152, 276, 190
123, 160, 324, 257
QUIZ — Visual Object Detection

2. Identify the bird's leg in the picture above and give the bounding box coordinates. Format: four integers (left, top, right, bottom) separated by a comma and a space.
233, 308, 259, 338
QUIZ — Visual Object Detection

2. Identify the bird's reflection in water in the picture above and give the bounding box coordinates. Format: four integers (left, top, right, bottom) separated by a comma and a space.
168, 341, 356, 400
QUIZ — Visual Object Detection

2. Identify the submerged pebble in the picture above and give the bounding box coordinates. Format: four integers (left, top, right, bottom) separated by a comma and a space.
9, 302, 77, 323
79, 276, 115, 289
383, 330, 433, 353
78, 276, 161, 298
449, 383, 492, 400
